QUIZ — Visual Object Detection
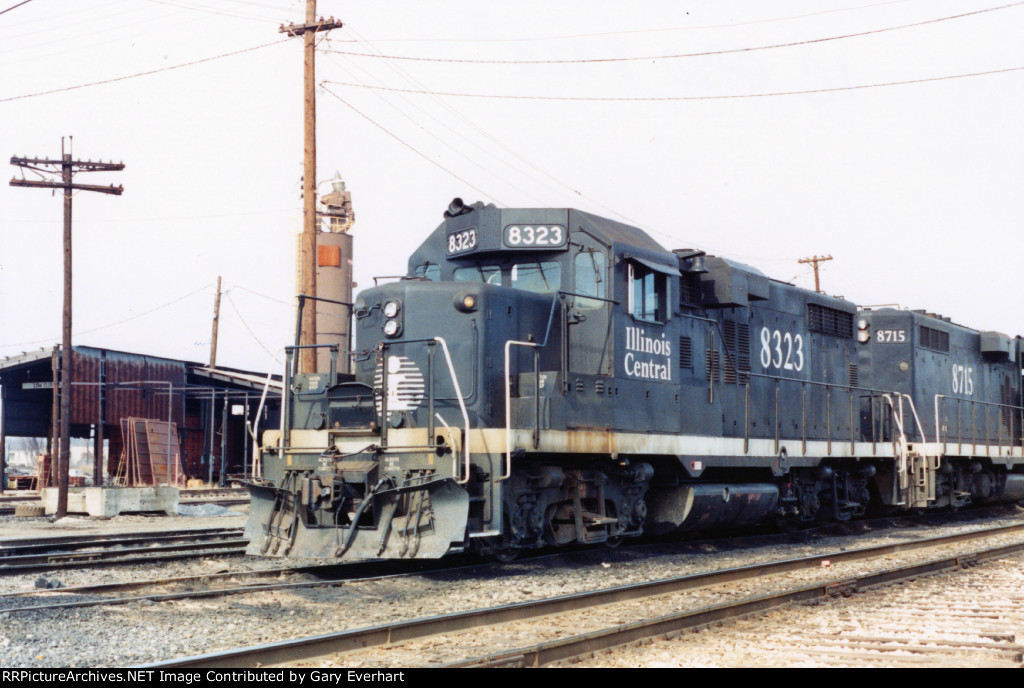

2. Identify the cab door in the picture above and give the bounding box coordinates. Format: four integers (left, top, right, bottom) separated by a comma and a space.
567, 245, 612, 376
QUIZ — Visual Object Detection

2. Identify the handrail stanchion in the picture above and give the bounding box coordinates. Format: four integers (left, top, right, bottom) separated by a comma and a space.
504, 339, 540, 482
432, 337, 471, 485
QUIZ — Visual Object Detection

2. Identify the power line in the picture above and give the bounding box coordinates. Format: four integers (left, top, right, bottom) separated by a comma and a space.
322, 65, 1024, 102
5, 207, 295, 223
225, 290, 278, 360
326, 28, 656, 229
141, 0, 281, 23
0, 0, 33, 17
321, 41, 550, 206
0, 38, 289, 103
322, 32, 714, 250
316, 0, 922, 44
0, 284, 214, 348
229, 285, 292, 307
321, 2, 1024, 65
320, 84, 504, 205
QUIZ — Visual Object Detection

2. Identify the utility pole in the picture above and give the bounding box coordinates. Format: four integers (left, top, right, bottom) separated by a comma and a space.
210, 276, 222, 369
280, 3, 343, 374
9, 141, 124, 518
798, 254, 833, 293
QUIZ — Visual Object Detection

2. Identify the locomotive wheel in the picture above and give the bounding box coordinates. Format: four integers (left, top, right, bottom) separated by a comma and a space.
474, 513, 519, 562
478, 532, 519, 562
603, 535, 623, 549
489, 543, 519, 562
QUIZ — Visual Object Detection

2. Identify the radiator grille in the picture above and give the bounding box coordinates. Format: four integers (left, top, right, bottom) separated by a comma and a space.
808, 303, 854, 338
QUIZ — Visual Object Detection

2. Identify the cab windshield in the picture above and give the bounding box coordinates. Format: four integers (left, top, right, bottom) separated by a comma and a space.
511, 260, 560, 294
451, 259, 562, 293
454, 264, 502, 285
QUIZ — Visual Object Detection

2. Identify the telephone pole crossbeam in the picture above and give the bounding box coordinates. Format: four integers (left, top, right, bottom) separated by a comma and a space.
278, 17, 343, 37
11, 156, 124, 172
10, 178, 124, 195
798, 254, 834, 293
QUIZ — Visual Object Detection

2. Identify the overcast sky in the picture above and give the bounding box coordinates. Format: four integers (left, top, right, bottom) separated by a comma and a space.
1, 0, 1022, 373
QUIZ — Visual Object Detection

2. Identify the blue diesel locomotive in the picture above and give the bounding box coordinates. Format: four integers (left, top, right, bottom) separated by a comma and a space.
246, 199, 1024, 560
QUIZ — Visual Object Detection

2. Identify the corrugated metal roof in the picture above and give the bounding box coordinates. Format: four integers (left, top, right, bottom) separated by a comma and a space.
191, 366, 283, 391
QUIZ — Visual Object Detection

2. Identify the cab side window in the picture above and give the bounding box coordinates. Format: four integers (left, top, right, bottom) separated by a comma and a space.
629, 262, 667, 323
413, 263, 440, 281
574, 250, 606, 309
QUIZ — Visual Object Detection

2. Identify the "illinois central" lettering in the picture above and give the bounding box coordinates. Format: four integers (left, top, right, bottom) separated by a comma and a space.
624, 327, 671, 381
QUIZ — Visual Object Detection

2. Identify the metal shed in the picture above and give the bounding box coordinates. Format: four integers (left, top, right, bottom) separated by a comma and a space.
0, 345, 281, 489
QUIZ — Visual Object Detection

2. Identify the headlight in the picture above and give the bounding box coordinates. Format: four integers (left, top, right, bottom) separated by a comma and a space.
857, 330, 870, 343
383, 319, 401, 337
454, 292, 479, 312
857, 318, 869, 330
383, 300, 401, 318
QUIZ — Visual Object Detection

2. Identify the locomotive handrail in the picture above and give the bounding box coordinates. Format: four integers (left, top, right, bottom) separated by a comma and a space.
934, 394, 1024, 455
432, 337, 472, 485
504, 339, 541, 482
880, 393, 910, 498
900, 393, 928, 445
678, 311, 939, 460
371, 337, 472, 484
501, 289, 619, 477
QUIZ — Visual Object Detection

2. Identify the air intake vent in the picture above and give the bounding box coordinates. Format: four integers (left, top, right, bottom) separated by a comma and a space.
679, 336, 693, 368
920, 326, 950, 353
848, 364, 859, 388
808, 303, 854, 338
737, 322, 751, 383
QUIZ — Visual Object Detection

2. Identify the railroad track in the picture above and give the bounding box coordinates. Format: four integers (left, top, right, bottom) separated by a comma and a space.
139, 521, 1024, 668
594, 558, 1024, 667
0, 527, 248, 574
0, 488, 249, 515
11, 508, 1010, 618
0, 556, 464, 615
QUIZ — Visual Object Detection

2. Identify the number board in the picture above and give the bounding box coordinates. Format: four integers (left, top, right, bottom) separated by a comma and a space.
502, 224, 568, 250
446, 228, 478, 255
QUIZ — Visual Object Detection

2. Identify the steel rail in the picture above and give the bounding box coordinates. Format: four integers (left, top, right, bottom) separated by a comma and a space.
139, 521, 1024, 668
0, 540, 248, 574
0, 500, 247, 515
0, 526, 241, 549
0, 494, 247, 516
0, 557, 482, 615
449, 539, 1024, 668
0, 528, 244, 557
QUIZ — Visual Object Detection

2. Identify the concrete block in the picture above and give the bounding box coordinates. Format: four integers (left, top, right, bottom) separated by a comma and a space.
43, 487, 179, 517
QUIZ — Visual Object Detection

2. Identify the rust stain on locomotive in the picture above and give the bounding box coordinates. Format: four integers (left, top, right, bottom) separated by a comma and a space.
563, 427, 615, 455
